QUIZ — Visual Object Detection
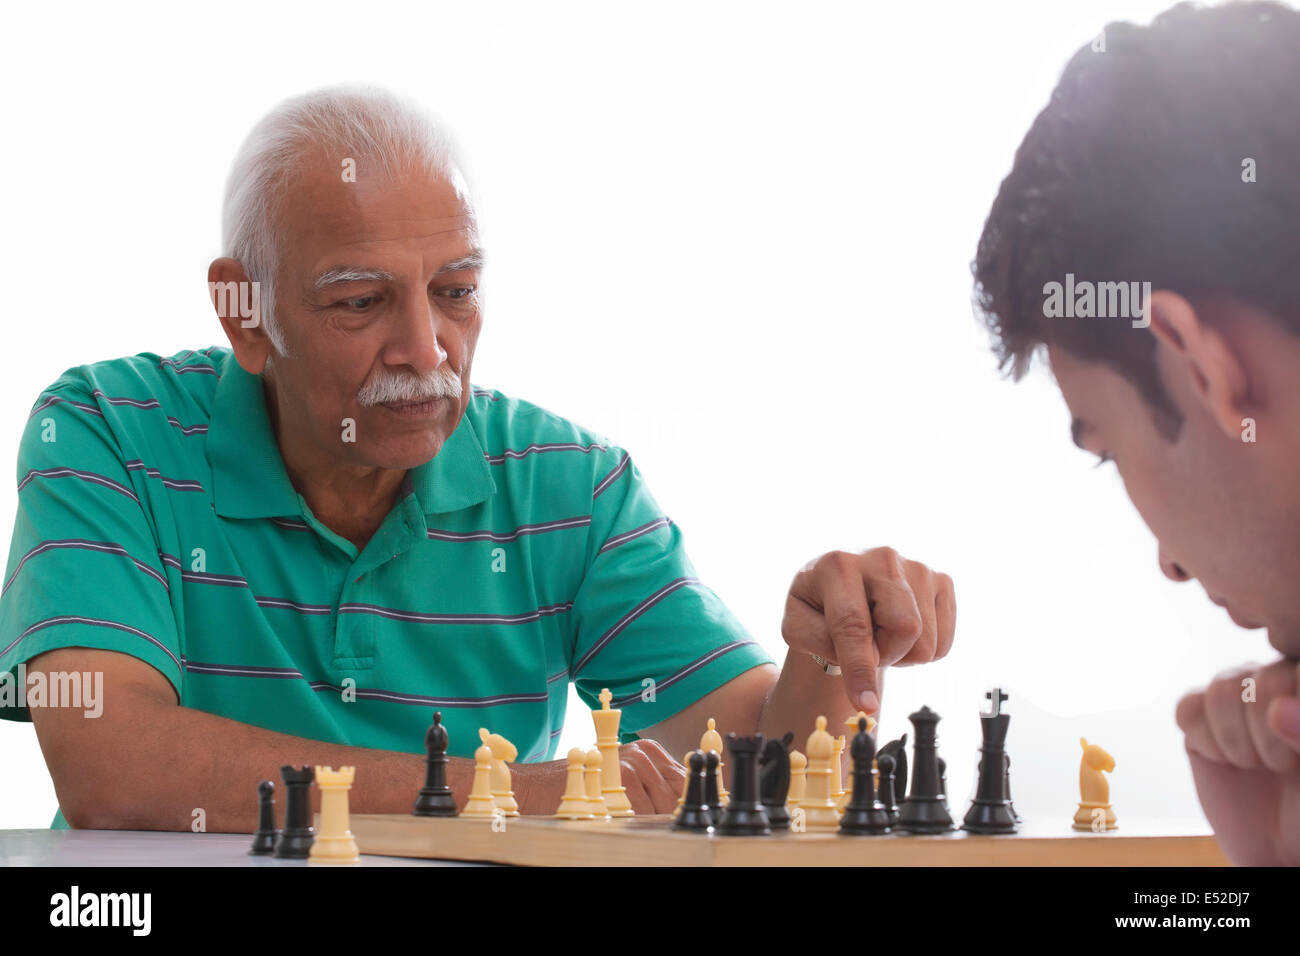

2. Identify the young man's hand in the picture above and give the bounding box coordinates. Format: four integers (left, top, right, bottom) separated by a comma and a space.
1175, 659, 1300, 865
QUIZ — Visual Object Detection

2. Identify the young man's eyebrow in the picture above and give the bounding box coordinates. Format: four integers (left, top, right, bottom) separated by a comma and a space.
1070, 417, 1090, 449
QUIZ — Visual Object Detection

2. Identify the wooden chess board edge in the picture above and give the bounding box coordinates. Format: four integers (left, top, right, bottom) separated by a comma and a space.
348, 814, 1230, 867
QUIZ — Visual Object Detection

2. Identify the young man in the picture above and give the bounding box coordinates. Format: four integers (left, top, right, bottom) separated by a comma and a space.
973, 1, 1300, 865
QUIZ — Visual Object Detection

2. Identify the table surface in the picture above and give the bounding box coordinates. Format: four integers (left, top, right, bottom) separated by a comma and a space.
0, 828, 477, 867
1, 816, 1226, 867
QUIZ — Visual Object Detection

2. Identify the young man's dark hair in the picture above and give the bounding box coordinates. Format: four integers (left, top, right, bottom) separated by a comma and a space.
974, 0, 1300, 437
973, 1, 1300, 866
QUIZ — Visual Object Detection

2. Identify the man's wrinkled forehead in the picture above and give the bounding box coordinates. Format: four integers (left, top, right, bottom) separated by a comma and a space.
278, 150, 477, 253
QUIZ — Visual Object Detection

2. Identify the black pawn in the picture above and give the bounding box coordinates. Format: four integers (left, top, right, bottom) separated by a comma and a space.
249, 780, 279, 855
840, 717, 892, 835
273, 765, 316, 858
413, 711, 458, 816
938, 756, 950, 812
673, 752, 713, 831
962, 700, 1017, 834
877, 754, 900, 827
717, 733, 771, 836
702, 751, 723, 827
898, 706, 954, 833
759, 732, 794, 830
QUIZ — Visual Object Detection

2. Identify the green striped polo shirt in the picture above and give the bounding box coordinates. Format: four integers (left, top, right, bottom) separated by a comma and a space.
0, 347, 772, 827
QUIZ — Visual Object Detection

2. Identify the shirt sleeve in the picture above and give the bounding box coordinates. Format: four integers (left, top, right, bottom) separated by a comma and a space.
568, 446, 774, 739
0, 384, 183, 722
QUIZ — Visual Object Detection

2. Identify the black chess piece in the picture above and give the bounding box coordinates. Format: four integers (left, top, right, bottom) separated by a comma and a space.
877, 733, 908, 809
672, 752, 714, 832
702, 750, 723, 827
1005, 753, 1022, 823
273, 764, 316, 858
877, 754, 900, 827
413, 711, 459, 816
938, 756, 949, 812
249, 780, 279, 855
759, 732, 794, 830
840, 717, 892, 835
717, 733, 771, 836
962, 688, 1017, 834
898, 706, 954, 833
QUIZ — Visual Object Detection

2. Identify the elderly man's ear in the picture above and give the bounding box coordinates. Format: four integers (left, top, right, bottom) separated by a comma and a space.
1146, 290, 1251, 440
208, 257, 273, 376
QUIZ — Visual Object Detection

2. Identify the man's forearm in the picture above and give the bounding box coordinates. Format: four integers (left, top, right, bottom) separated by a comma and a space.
60, 701, 471, 832
757, 650, 886, 753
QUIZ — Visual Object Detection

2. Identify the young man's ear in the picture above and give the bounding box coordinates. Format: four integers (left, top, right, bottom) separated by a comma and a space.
1146, 290, 1249, 439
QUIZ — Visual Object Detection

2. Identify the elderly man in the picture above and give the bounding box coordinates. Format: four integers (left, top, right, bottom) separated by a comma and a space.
0, 86, 953, 829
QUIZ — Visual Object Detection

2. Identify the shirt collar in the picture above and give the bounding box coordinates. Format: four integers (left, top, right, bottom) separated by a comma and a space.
406, 404, 497, 515
207, 359, 496, 519
207, 360, 299, 519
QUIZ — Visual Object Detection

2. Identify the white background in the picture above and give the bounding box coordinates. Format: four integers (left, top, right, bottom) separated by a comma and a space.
0, 0, 1277, 830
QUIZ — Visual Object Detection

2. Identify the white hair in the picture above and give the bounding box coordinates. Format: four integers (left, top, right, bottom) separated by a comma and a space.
220, 85, 465, 356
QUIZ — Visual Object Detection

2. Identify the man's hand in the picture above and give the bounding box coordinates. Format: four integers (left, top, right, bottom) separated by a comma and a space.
782, 548, 955, 713
1175, 658, 1300, 865
515, 740, 685, 815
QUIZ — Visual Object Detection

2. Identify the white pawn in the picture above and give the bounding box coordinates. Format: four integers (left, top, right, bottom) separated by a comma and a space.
555, 748, 595, 819
701, 718, 729, 805
584, 749, 610, 819
462, 742, 498, 818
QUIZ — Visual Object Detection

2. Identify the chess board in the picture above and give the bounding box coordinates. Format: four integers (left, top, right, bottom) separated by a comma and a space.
346, 813, 1229, 866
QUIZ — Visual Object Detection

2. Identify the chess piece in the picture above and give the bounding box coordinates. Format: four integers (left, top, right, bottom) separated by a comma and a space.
877, 734, 908, 810
592, 689, 634, 816
898, 706, 954, 833
480, 727, 520, 816
554, 749, 595, 819
413, 711, 458, 816
837, 712, 875, 812
273, 765, 315, 858
249, 780, 279, 855
877, 754, 900, 827
938, 756, 949, 813
672, 750, 695, 819
787, 750, 807, 811
962, 688, 1017, 834
700, 718, 729, 806
831, 733, 847, 808
584, 748, 610, 819
796, 716, 841, 831
1005, 753, 1022, 823
716, 733, 771, 835
310, 765, 360, 863
462, 741, 499, 818
759, 733, 794, 830
702, 751, 723, 827
673, 752, 714, 832
1073, 738, 1119, 831
846, 711, 877, 736
840, 717, 891, 834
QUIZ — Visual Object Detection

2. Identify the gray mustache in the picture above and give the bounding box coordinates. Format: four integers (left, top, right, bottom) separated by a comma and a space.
357, 367, 463, 406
